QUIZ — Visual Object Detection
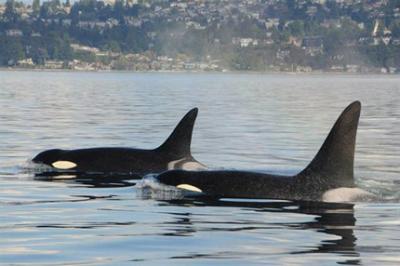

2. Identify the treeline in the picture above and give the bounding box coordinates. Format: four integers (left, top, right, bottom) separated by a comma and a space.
1, 0, 400, 71
0, 0, 150, 65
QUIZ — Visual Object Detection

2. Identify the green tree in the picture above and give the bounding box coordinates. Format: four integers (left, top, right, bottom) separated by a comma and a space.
4, 0, 20, 23
324, 29, 344, 55
32, 0, 41, 15
363, 43, 392, 70
0, 37, 25, 65
31, 48, 48, 65
102, 40, 121, 53
390, 20, 400, 38
288, 20, 304, 37
114, 0, 125, 20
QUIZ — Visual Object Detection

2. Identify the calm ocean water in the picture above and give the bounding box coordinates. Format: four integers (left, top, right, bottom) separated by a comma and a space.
0, 71, 399, 265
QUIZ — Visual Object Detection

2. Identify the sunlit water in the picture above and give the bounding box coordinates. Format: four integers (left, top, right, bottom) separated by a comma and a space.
0, 71, 399, 265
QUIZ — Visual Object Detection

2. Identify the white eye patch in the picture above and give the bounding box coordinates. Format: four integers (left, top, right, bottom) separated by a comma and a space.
53, 175, 77, 180
176, 184, 202, 193
52, 161, 77, 169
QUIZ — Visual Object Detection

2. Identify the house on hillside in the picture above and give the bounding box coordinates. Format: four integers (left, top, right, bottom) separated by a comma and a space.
6, 29, 23, 37
302, 36, 323, 56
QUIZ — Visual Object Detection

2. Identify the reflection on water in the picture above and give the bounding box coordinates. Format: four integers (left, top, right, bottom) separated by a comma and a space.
1, 72, 400, 265
33, 172, 138, 188
163, 198, 358, 263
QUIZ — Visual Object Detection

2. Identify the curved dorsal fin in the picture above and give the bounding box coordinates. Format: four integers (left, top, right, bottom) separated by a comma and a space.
157, 108, 198, 158
298, 101, 361, 188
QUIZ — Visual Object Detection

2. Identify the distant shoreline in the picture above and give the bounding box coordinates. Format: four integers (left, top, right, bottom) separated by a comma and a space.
0, 67, 397, 75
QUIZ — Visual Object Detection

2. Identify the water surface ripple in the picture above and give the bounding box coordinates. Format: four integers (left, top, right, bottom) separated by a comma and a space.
0, 72, 399, 265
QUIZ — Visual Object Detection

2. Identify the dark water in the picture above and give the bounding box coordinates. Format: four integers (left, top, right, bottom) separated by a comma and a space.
0, 71, 399, 265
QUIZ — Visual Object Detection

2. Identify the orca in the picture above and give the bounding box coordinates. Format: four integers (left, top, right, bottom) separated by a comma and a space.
32, 108, 206, 176
155, 101, 375, 202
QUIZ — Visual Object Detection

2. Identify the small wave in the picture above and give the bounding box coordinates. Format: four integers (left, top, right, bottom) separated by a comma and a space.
0, 160, 40, 177
20, 160, 54, 173
135, 174, 186, 200
357, 177, 400, 203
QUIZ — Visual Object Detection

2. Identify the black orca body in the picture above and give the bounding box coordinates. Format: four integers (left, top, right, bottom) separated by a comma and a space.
32, 108, 206, 176
156, 102, 373, 202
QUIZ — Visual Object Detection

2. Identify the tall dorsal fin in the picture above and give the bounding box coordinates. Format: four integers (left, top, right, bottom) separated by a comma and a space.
297, 101, 361, 188
157, 108, 198, 158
